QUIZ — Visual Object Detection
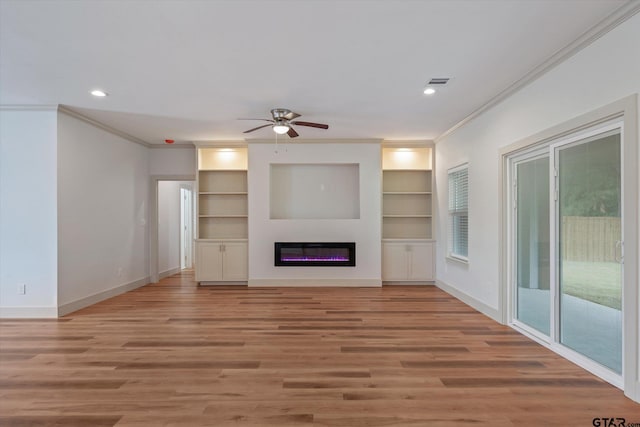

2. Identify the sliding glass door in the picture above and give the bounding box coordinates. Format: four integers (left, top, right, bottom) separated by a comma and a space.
556, 131, 622, 374
509, 122, 624, 382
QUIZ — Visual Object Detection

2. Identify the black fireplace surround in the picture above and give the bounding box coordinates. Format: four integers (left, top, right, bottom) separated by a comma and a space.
274, 242, 356, 267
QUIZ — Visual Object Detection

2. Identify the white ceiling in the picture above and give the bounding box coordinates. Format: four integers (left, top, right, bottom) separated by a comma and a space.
0, 0, 631, 145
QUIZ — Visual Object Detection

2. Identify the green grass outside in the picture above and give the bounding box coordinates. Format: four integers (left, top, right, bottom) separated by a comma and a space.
562, 261, 621, 310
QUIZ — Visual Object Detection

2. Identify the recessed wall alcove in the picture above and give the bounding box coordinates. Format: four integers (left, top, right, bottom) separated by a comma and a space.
270, 163, 360, 220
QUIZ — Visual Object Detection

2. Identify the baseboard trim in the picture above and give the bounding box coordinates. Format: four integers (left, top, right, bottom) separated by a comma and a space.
58, 276, 150, 317
0, 306, 59, 318
435, 279, 501, 323
248, 279, 382, 287
199, 281, 248, 286
627, 380, 640, 403
159, 267, 181, 280
383, 281, 435, 286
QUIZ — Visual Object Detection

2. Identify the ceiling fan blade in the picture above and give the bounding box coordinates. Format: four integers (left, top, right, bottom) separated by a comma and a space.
243, 124, 272, 133
287, 127, 299, 138
291, 121, 329, 130
283, 111, 301, 120
238, 118, 273, 122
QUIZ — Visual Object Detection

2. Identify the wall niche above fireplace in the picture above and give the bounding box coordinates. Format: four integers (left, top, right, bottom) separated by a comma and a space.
270, 163, 360, 220
275, 242, 356, 267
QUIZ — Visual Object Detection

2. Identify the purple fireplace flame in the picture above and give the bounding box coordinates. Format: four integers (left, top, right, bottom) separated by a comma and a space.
275, 242, 356, 267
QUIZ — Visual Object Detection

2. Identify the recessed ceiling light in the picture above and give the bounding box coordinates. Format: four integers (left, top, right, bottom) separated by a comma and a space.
90, 89, 108, 97
423, 87, 436, 95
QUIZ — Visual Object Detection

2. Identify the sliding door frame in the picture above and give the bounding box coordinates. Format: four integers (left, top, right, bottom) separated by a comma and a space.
508, 148, 551, 344
499, 95, 638, 401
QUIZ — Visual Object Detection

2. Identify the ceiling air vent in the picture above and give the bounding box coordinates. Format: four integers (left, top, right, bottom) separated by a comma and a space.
428, 78, 450, 85
423, 77, 451, 95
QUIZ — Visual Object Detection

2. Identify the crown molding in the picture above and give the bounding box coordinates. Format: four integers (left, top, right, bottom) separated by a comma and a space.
435, 0, 640, 144
57, 105, 152, 148
149, 143, 195, 149
0, 104, 58, 111
192, 140, 246, 148
245, 138, 383, 144
382, 139, 435, 147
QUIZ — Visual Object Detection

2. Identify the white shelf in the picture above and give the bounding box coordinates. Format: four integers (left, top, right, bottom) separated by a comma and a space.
383, 215, 432, 218
199, 192, 248, 195
383, 191, 432, 195
382, 169, 431, 172
199, 215, 248, 218
382, 170, 432, 193
199, 215, 248, 239
383, 238, 435, 242
199, 170, 248, 193
196, 238, 248, 242
382, 212, 432, 239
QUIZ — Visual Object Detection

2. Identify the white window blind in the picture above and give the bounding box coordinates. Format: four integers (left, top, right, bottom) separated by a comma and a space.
448, 165, 468, 260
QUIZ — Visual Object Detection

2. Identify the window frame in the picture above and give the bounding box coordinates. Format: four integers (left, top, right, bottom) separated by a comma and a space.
447, 163, 469, 262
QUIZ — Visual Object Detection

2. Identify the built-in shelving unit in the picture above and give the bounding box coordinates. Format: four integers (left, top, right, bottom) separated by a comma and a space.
195, 146, 248, 283
381, 144, 435, 282
382, 148, 433, 239
198, 154, 248, 240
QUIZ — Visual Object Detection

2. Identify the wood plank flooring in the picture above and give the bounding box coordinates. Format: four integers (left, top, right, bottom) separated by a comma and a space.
1, 271, 639, 426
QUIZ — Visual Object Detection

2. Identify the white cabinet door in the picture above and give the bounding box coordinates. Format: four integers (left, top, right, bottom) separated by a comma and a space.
196, 242, 223, 282
383, 241, 435, 282
222, 242, 248, 281
408, 242, 434, 281
382, 242, 409, 281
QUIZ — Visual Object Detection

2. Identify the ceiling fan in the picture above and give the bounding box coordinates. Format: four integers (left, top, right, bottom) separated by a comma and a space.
241, 108, 329, 138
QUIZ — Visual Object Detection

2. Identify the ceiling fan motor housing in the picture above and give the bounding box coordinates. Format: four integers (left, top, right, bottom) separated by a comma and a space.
271, 108, 293, 121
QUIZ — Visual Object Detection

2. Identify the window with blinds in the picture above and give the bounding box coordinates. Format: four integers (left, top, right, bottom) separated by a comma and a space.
448, 164, 468, 260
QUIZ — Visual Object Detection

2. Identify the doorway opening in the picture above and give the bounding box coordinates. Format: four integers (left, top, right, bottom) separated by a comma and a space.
150, 175, 196, 284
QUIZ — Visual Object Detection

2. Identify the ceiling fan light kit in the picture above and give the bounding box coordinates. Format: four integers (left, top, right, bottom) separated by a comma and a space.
272, 122, 290, 135
242, 108, 329, 138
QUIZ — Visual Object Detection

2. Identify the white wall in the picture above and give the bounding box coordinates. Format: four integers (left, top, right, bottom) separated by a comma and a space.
248, 142, 381, 285
0, 109, 58, 317
158, 180, 182, 276
149, 146, 196, 176
57, 112, 150, 312
435, 13, 640, 315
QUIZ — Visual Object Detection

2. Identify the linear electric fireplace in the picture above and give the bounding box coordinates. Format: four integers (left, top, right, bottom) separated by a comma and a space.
275, 242, 356, 267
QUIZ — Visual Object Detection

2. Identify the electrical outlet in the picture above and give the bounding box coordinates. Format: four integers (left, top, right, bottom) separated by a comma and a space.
18, 284, 26, 295
117, 267, 123, 277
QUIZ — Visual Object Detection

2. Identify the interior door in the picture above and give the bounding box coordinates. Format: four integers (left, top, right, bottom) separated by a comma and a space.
180, 187, 194, 269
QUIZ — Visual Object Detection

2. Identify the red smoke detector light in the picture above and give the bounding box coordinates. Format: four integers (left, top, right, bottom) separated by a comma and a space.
164, 139, 175, 144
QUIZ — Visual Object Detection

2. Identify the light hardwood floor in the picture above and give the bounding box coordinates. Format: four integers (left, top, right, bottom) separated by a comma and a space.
1, 271, 638, 426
